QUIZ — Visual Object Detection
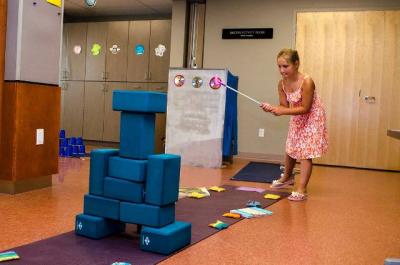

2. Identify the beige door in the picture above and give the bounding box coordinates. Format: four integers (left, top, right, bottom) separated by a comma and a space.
60, 81, 85, 137
83, 81, 106, 140
103, 82, 127, 142
64, 23, 87, 80
85, 22, 108, 81
127, 21, 151, 82
296, 11, 400, 170
106, 21, 129, 82
149, 20, 171, 82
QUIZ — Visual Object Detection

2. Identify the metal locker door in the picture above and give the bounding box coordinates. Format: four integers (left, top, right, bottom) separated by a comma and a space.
62, 81, 85, 137
83, 81, 106, 140
149, 20, 171, 82
85, 22, 108, 81
127, 20, 150, 82
66, 23, 88, 81
106, 21, 128, 82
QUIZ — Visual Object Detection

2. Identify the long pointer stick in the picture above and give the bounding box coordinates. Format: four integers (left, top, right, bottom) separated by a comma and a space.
209, 76, 261, 105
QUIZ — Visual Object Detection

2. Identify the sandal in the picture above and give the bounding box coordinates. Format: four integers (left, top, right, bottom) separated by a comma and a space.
288, 191, 307, 201
270, 176, 295, 189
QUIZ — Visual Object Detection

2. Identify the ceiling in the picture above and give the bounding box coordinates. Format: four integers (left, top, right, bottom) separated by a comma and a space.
64, 0, 173, 17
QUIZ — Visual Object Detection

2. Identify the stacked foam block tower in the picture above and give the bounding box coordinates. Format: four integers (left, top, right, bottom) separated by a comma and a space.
75, 90, 192, 255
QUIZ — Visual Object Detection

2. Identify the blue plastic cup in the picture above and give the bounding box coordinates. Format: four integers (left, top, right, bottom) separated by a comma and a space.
70, 137, 77, 145
78, 145, 86, 156
72, 145, 79, 156
66, 146, 73, 157
76, 137, 83, 145
59, 129, 66, 139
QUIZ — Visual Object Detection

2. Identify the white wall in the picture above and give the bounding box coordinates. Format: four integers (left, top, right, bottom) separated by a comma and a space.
172, 0, 400, 160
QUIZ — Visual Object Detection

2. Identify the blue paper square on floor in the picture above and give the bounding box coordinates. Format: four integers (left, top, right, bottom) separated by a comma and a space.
140, 221, 191, 255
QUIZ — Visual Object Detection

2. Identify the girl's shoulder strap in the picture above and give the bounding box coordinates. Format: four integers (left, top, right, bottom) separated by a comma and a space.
280, 79, 287, 93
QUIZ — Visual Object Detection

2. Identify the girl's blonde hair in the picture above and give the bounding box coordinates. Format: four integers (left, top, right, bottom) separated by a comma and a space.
277, 48, 300, 65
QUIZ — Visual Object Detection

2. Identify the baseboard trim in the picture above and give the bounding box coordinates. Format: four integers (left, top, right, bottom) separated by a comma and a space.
237, 152, 285, 164
0, 175, 52, 194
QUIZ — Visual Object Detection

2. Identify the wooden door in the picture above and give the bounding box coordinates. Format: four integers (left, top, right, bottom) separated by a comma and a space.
103, 82, 127, 142
85, 22, 107, 81
65, 23, 87, 80
296, 11, 400, 170
83, 81, 105, 140
106, 21, 128, 82
127, 21, 150, 82
60, 81, 85, 137
149, 20, 171, 82
126, 82, 148, 91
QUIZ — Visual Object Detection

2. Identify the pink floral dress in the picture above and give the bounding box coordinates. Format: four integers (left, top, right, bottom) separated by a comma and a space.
283, 76, 328, 159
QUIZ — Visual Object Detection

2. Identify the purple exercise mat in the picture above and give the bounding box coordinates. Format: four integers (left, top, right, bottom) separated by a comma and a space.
2, 186, 288, 265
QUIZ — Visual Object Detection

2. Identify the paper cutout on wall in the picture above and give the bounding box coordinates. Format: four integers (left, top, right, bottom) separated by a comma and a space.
135, 44, 145, 55
47, 0, 61, 8
73, 45, 82, 55
154, 44, 166, 57
91, 43, 101, 56
109, 44, 120, 54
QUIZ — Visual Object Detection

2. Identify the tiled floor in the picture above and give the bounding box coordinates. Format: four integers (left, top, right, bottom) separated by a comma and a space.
0, 155, 399, 265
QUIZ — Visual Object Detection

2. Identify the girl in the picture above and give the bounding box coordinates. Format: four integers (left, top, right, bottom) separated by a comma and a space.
261, 48, 328, 201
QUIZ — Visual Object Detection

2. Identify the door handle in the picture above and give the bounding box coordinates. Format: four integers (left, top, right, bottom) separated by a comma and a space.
364, 96, 376, 104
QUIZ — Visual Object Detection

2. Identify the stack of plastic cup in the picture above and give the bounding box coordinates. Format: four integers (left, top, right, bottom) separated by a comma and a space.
59, 130, 86, 158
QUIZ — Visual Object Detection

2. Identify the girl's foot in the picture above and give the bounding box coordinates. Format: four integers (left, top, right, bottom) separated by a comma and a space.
288, 191, 307, 201
270, 174, 295, 189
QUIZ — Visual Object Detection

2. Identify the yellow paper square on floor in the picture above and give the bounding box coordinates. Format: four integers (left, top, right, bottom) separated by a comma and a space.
264, 194, 280, 200
189, 192, 207, 199
47, 0, 62, 7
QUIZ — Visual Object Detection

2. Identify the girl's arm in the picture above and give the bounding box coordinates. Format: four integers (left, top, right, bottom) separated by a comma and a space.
260, 80, 288, 112
271, 78, 315, 116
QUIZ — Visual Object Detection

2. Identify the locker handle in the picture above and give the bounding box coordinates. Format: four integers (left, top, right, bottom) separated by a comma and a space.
144, 72, 148, 80
148, 72, 152, 80
364, 96, 376, 104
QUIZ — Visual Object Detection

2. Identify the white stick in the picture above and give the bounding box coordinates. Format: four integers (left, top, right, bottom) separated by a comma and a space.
222, 83, 261, 105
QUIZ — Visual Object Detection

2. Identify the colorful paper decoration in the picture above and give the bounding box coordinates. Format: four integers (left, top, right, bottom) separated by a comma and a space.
135, 44, 145, 55
73, 45, 82, 55
0, 251, 20, 262
109, 44, 120, 54
91, 43, 101, 56
154, 44, 166, 57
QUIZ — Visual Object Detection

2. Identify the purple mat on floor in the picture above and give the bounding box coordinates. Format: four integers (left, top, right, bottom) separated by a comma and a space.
231, 162, 282, 183
2, 186, 288, 265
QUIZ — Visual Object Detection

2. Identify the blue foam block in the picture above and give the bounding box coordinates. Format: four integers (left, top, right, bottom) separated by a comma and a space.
75, 213, 125, 239
83, 194, 120, 220
145, 154, 181, 206
120, 202, 175, 227
113, 90, 167, 113
140, 221, 191, 255
108, 156, 147, 182
103, 177, 144, 203
119, 112, 155, 160
89, 149, 119, 196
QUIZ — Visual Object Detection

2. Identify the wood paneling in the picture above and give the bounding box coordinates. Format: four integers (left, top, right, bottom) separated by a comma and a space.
0, 0, 7, 148
296, 11, 400, 170
0, 82, 60, 193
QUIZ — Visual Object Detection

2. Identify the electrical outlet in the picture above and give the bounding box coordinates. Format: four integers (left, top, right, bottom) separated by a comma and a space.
258, 128, 265, 137
36, 129, 44, 145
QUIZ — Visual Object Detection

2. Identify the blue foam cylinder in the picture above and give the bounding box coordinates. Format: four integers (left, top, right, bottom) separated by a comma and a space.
140, 221, 191, 255
89, 149, 119, 195
119, 112, 155, 160
145, 154, 181, 206
108, 156, 147, 182
120, 202, 175, 227
75, 213, 125, 239
112, 90, 167, 113
103, 177, 144, 203
59, 129, 65, 138
83, 194, 120, 220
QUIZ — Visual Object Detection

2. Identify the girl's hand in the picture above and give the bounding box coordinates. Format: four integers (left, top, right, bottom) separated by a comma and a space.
271, 105, 285, 116
260, 102, 273, 112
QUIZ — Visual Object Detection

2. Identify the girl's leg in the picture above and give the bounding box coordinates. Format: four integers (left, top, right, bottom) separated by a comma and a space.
297, 159, 312, 194
281, 153, 296, 181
